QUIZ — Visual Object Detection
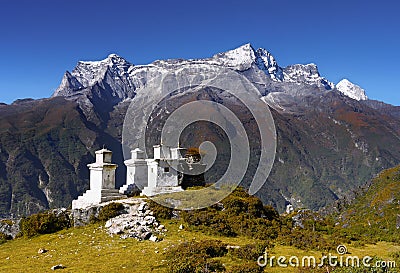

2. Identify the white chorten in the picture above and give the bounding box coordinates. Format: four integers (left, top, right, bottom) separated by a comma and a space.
72, 148, 123, 209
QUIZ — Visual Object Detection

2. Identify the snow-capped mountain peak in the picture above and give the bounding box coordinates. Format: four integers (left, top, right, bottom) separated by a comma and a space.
212, 43, 256, 70
211, 44, 282, 78
78, 53, 130, 65
107, 53, 123, 59
75, 54, 132, 86
336, 79, 368, 101
210, 44, 333, 89
53, 53, 135, 97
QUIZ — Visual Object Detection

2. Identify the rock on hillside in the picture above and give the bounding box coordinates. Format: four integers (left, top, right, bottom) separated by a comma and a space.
72, 198, 166, 241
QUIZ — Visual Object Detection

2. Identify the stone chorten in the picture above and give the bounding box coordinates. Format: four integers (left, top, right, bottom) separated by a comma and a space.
72, 148, 124, 209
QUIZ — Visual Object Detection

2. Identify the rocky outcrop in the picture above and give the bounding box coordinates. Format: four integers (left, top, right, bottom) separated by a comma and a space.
0, 219, 19, 239
71, 198, 166, 241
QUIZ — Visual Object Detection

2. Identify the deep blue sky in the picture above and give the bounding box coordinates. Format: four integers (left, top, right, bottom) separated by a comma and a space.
0, 0, 399, 105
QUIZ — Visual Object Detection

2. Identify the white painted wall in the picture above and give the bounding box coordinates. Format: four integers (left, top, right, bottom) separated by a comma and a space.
147, 160, 158, 188
90, 168, 103, 191
126, 161, 148, 189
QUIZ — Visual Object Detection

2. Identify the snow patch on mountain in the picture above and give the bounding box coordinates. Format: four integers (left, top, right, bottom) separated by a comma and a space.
336, 79, 368, 101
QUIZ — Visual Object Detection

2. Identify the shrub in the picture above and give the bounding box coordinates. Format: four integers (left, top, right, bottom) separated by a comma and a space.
277, 228, 337, 251
263, 205, 280, 221
19, 211, 70, 237
167, 254, 225, 273
197, 240, 228, 258
181, 209, 236, 237
147, 200, 173, 220
164, 240, 227, 273
181, 187, 281, 239
229, 242, 271, 261
390, 251, 400, 260
0, 232, 11, 244
228, 216, 280, 239
92, 202, 125, 223
222, 189, 271, 219
165, 240, 228, 260
226, 262, 263, 273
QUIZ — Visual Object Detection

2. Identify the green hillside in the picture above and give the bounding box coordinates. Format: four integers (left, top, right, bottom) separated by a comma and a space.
338, 165, 400, 243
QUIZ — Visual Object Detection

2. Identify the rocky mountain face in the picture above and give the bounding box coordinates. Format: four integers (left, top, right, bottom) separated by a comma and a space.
1, 44, 400, 216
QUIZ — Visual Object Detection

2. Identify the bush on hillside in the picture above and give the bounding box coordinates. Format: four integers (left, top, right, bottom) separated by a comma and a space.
168, 255, 225, 273
277, 228, 338, 252
181, 187, 281, 239
19, 210, 71, 237
0, 232, 11, 244
226, 262, 263, 273
147, 200, 174, 220
165, 240, 228, 259
229, 242, 271, 261
164, 240, 227, 273
91, 202, 125, 223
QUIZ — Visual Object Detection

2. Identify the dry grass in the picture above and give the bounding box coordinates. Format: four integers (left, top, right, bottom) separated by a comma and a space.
0, 219, 258, 272
0, 220, 398, 272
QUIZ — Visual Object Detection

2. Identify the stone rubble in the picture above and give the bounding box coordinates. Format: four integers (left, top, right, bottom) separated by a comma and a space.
101, 199, 166, 241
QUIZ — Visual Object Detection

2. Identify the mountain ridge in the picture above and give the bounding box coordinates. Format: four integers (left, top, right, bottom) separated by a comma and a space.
1, 43, 400, 217
52, 43, 361, 104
